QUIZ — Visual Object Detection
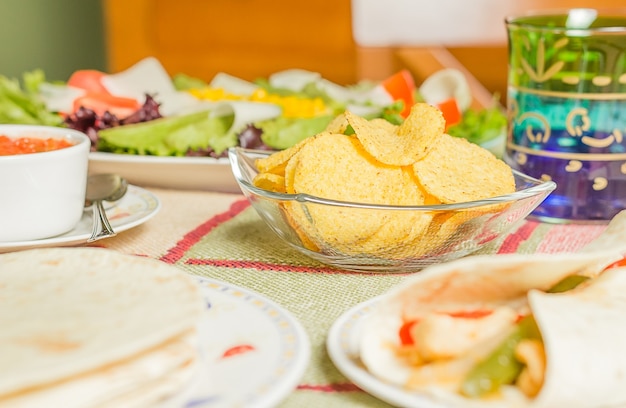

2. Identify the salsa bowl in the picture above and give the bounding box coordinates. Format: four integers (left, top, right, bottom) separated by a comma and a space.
229, 147, 556, 273
0, 125, 90, 242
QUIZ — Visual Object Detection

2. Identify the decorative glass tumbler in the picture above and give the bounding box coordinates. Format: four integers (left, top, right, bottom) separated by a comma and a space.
505, 9, 626, 223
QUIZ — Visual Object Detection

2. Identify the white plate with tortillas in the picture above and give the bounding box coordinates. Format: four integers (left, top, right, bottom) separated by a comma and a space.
0, 247, 310, 407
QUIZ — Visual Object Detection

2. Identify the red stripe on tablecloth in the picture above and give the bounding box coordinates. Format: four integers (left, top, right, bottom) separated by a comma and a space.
185, 258, 334, 273
297, 383, 362, 392
159, 199, 250, 264
535, 223, 608, 253
496, 221, 540, 254
185, 258, 394, 275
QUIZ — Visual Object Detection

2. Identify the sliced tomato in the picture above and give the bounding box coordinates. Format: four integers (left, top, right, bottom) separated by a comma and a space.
436, 97, 462, 129
73, 92, 141, 118
67, 69, 111, 95
381, 70, 416, 118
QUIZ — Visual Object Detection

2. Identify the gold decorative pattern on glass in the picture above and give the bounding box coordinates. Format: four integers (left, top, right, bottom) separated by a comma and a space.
520, 37, 568, 83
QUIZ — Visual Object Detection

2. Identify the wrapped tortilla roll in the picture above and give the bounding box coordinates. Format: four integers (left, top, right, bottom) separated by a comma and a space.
359, 216, 626, 408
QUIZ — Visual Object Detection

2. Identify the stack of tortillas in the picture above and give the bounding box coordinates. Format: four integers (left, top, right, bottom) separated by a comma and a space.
0, 247, 205, 407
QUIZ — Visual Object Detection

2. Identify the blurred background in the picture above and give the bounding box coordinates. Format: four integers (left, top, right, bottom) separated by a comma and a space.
0, 0, 106, 80
1, 0, 623, 106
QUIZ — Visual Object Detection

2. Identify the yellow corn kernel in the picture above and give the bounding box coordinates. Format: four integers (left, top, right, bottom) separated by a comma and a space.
189, 87, 327, 118
188, 87, 242, 101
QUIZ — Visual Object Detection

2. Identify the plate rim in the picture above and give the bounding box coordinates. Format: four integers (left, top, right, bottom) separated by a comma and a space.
88, 152, 239, 193
182, 276, 311, 408
326, 297, 444, 408
89, 151, 230, 166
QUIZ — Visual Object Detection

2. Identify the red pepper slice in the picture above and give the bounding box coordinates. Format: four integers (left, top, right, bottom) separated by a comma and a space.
436, 97, 462, 129
604, 256, 626, 270
398, 320, 419, 345
221, 344, 255, 358
447, 309, 493, 319
398, 310, 494, 346
380, 70, 416, 118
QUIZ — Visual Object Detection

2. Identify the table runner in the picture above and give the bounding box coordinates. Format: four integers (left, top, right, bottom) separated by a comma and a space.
94, 187, 608, 408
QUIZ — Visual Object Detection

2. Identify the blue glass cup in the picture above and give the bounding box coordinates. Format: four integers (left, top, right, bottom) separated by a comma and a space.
505, 9, 626, 223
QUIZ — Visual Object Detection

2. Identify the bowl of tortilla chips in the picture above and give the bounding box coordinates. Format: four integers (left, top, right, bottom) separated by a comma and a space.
229, 103, 556, 273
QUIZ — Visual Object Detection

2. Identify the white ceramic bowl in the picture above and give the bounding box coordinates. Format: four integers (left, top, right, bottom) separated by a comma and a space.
0, 125, 90, 242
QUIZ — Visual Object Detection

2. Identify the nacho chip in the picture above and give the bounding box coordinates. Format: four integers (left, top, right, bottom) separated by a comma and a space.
351, 169, 433, 257
369, 118, 398, 134
412, 133, 515, 204
252, 172, 286, 193
280, 202, 320, 252
292, 133, 404, 204
289, 133, 411, 248
283, 147, 300, 194
422, 210, 486, 256
324, 113, 349, 134
254, 133, 319, 175
346, 103, 445, 166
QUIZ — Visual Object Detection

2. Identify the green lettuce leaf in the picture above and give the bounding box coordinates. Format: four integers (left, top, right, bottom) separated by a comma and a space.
0, 70, 63, 126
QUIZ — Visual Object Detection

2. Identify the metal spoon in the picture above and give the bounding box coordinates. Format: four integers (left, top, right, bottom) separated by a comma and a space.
86, 174, 128, 242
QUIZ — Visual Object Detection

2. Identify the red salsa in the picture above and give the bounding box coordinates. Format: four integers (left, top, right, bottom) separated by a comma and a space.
0, 135, 74, 156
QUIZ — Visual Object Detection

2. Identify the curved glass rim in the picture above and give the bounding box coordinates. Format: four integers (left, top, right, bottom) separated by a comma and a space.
505, 8, 626, 34
228, 147, 557, 211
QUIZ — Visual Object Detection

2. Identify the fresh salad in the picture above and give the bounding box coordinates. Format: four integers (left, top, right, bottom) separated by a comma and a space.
0, 57, 506, 158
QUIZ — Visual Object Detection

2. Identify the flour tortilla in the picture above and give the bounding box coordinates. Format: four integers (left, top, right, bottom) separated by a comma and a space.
0, 247, 204, 405
527, 267, 626, 408
0, 331, 198, 408
580, 210, 626, 254
360, 212, 626, 407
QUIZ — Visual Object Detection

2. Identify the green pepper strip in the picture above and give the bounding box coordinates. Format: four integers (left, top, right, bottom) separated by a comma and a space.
546, 274, 589, 294
460, 274, 590, 398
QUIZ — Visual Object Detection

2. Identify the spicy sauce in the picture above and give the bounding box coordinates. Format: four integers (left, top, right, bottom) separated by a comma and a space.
0, 135, 74, 156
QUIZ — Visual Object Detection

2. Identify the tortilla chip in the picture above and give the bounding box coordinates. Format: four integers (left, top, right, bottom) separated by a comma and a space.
324, 113, 349, 134
252, 172, 286, 193
412, 133, 515, 204
346, 103, 445, 166
254, 133, 319, 175
280, 202, 320, 252
289, 133, 408, 248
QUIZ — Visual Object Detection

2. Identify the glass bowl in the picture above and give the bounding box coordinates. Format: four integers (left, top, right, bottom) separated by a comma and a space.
228, 147, 556, 273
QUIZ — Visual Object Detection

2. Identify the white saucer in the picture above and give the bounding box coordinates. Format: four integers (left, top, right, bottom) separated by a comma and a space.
0, 185, 160, 253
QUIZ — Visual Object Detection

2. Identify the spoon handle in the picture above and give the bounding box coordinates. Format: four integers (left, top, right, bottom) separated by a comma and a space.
87, 200, 117, 242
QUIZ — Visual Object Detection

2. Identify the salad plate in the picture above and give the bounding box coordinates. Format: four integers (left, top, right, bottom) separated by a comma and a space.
163, 277, 311, 408
327, 297, 443, 408
89, 152, 240, 193
66, 60, 501, 193
0, 185, 160, 253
